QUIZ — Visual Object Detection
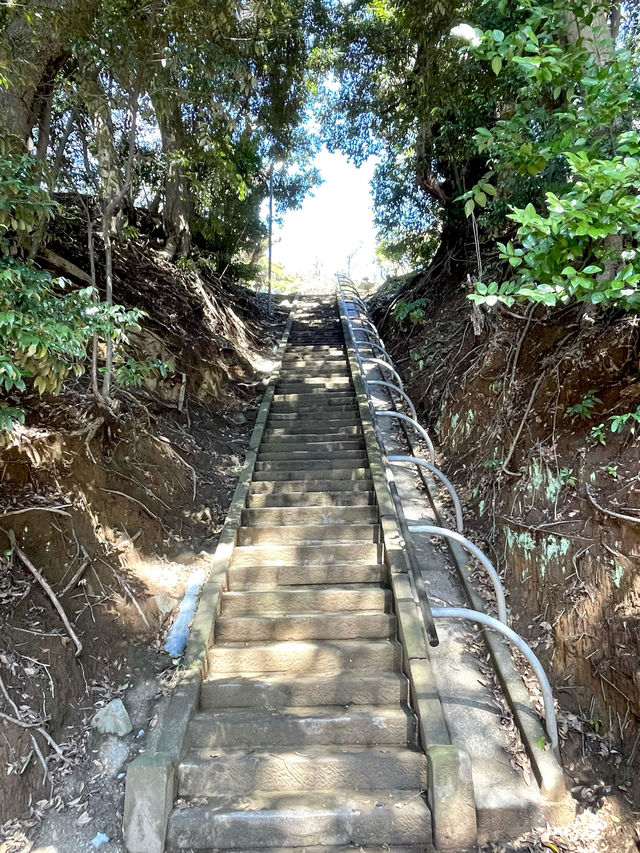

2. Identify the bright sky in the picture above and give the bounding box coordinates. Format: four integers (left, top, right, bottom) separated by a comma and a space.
274, 148, 381, 284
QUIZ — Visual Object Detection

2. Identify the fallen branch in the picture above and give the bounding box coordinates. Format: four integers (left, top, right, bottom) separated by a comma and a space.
586, 484, 640, 525
501, 373, 545, 475
60, 558, 90, 595
5, 530, 83, 655
0, 505, 71, 520
99, 488, 160, 520
0, 673, 59, 782
150, 433, 197, 501
0, 710, 45, 729
113, 569, 150, 628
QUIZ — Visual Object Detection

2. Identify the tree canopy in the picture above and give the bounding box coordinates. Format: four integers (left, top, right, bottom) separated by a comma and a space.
1, 0, 640, 428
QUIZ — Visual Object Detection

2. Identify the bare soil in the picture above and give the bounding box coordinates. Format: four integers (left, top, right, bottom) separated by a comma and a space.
0, 213, 288, 850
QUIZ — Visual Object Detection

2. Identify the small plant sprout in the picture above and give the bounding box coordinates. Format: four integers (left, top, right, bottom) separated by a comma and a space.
559, 467, 577, 487
566, 390, 602, 420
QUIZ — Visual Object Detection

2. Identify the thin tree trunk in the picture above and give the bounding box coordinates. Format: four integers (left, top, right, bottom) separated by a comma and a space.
151, 89, 193, 259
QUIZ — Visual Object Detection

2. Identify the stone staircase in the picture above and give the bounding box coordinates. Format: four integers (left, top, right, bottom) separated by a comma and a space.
165, 298, 433, 851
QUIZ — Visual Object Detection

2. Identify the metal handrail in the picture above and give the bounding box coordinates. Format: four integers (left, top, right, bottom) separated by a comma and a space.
389, 456, 463, 534
366, 380, 417, 421
348, 313, 383, 336
408, 525, 507, 625
353, 339, 394, 363
361, 358, 405, 389
336, 277, 560, 765
432, 607, 559, 754
373, 411, 436, 465
336, 284, 439, 648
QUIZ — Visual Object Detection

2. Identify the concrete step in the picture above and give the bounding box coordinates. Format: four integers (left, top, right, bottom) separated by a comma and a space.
220, 585, 388, 614
276, 374, 353, 384
178, 746, 427, 797
255, 450, 369, 471
282, 348, 346, 355
227, 562, 385, 588
200, 672, 408, 709
215, 611, 395, 642
273, 392, 355, 404
248, 479, 373, 495
259, 440, 365, 455
269, 402, 358, 415
240, 505, 378, 526
263, 426, 362, 439
252, 467, 370, 482
166, 790, 433, 851
188, 705, 414, 748
236, 522, 379, 546
245, 489, 373, 507
231, 541, 380, 567
266, 410, 361, 421
276, 373, 352, 382
207, 638, 401, 675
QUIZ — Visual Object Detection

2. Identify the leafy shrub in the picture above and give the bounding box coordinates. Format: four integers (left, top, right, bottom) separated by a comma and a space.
465, 0, 640, 310
0, 154, 142, 431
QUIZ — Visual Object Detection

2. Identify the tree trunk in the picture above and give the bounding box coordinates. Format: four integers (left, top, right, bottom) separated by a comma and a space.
151, 90, 193, 259
0, 0, 95, 148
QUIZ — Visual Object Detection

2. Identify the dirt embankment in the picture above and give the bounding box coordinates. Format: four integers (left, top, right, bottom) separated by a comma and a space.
0, 211, 285, 843
376, 279, 640, 809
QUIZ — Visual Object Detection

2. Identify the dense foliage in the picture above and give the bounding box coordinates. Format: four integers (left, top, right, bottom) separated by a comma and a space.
0, 0, 326, 426
320, 0, 640, 311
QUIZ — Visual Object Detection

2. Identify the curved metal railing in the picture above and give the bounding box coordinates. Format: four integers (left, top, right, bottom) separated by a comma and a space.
335, 274, 559, 755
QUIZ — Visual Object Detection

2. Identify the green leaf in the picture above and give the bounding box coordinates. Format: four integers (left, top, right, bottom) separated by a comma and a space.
464, 198, 475, 217
491, 56, 502, 76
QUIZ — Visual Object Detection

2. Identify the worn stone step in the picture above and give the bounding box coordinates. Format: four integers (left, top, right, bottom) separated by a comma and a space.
276, 378, 352, 388
277, 372, 350, 380
200, 672, 408, 709
259, 439, 365, 454
227, 562, 385, 589
236, 523, 379, 546
227, 562, 384, 589
221, 585, 388, 615
215, 611, 395, 642
263, 426, 362, 439
207, 638, 401, 675
266, 418, 362, 431
188, 705, 414, 749
174, 747, 425, 800
279, 361, 349, 372
284, 341, 346, 352
248, 479, 373, 495
166, 789, 433, 851
252, 467, 370, 483
178, 746, 427, 797
231, 541, 380, 567
241, 505, 377, 526
273, 391, 355, 404
255, 451, 368, 467
199, 672, 408, 710
245, 489, 373, 508
269, 405, 359, 417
